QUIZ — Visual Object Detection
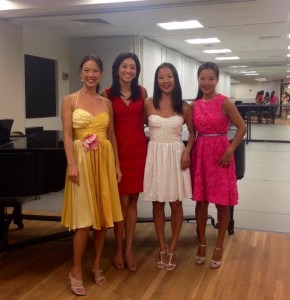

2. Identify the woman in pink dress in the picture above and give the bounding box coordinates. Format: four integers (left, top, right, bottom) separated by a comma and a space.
101, 52, 147, 271
190, 62, 246, 269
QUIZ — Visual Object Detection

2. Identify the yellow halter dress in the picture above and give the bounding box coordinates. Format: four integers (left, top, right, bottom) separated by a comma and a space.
61, 103, 122, 230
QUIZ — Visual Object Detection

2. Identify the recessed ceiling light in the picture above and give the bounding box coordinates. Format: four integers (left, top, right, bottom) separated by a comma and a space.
255, 78, 268, 82
288, 34, 290, 39
203, 49, 231, 54
287, 54, 290, 57
231, 79, 240, 83
185, 38, 220, 44
215, 56, 240, 61
91, 0, 143, 2
229, 66, 248, 68
157, 20, 203, 30
288, 46, 290, 49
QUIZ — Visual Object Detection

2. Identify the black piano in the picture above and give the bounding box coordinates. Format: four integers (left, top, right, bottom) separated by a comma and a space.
236, 103, 277, 143
0, 129, 245, 251
0, 130, 67, 251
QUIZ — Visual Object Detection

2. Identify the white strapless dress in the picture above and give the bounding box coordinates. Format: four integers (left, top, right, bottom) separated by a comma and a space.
143, 115, 192, 202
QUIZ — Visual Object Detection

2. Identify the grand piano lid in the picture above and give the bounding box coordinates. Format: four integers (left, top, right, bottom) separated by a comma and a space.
0, 130, 64, 151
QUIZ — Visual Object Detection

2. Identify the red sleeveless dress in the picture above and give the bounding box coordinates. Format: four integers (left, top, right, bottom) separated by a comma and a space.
106, 87, 147, 195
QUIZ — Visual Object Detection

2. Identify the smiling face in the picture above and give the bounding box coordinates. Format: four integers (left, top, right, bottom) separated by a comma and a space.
80, 59, 102, 89
198, 68, 219, 99
118, 58, 137, 84
157, 66, 175, 94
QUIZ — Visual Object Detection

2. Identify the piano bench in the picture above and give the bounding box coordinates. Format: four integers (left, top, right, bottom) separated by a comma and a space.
0, 197, 24, 229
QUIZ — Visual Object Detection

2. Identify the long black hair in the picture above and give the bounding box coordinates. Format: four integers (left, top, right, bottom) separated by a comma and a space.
195, 62, 219, 100
109, 52, 141, 101
153, 62, 183, 114
79, 54, 103, 92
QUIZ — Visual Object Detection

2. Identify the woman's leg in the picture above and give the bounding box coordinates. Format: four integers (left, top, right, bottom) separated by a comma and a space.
153, 201, 167, 267
69, 227, 90, 295
211, 204, 230, 267
195, 201, 209, 259
113, 194, 129, 269
92, 227, 107, 285
166, 200, 183, 269
71, 227, 91, 280
124, 193, 139, 271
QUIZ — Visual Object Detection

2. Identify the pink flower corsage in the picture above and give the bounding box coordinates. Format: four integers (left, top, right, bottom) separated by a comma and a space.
81, 134, 99, 152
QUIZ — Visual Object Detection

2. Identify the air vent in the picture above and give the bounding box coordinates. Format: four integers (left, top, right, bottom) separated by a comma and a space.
259, 35, 281, 40
73, 18, 112, 25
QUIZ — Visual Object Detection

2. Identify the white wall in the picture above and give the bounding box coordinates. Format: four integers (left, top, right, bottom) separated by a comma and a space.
23, 27, 69, 130
142, 38, 231, 100
69, 36, 137, 94
0, 21, 25, 132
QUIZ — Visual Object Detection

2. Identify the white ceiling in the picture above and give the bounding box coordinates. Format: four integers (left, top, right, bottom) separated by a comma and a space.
1, 0, 290, 83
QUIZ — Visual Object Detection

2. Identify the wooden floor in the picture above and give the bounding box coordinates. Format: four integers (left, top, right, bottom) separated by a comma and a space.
1, 211, 290, 300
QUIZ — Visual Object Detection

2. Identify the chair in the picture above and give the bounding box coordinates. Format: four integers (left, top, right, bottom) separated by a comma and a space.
0, 119, 14, 145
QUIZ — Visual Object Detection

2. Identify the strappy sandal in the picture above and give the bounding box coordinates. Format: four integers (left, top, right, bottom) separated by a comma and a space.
68, 273, 87, 296
92, 269, 106, 286
156, 250, 167, 269
195, 243, 207, 265
210, 247, 223, 269
166, 252, 176, 271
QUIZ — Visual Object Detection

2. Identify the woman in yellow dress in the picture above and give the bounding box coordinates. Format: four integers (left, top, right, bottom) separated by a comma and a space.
61, 54, 123, 296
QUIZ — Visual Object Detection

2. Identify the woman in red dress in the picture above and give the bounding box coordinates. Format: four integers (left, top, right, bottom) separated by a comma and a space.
101, 52, 147, 271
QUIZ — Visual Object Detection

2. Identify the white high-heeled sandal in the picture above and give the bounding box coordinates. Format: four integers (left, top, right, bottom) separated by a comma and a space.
195, 243, 207, 265
166, 252, 176, 271
156, 250, 167, 269
210, 247, 223, 269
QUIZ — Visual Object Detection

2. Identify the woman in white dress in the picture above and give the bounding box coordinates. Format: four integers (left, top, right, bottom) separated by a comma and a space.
143, 62, 195, 270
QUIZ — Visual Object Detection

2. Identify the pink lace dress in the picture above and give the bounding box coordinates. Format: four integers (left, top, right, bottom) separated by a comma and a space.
190, 94, 238, 206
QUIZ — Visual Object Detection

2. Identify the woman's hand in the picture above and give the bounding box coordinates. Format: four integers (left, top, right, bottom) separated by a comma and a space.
116, 166, 123, 183
218, 148, 233, 168
68, 163, 80, 185
181, 150, 191, 170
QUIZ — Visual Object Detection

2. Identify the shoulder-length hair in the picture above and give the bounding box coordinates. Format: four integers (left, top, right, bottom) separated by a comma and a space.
153, 62, 183, 114
79, 54, 103, 92
109, 52, 141, 101
195, 61, 219, 100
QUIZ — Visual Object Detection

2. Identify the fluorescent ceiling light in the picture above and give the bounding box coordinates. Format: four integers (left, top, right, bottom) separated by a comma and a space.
185, 38, 220, 44
245, 73, 259, 76
203, 49, 231, 54
240, 70, 257, 74
255, 78, 268, 82
215, 56, 239, 61
229, 66, 248, 68
0, 0, 142, 10
92, 0, 143, 3
157, 20, 203, 30
287, 54, 290, 57
289, 34, 290, 38
288, 46, 290, 49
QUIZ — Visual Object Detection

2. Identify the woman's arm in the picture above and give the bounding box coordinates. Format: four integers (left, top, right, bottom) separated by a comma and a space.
181, 101, 195, 170
61, 95, 79, 185
104, 98, 122, 183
